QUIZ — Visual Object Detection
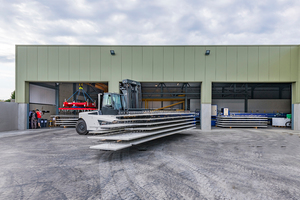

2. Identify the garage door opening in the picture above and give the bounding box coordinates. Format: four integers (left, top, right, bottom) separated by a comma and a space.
28, 82, 108, 129
140, 82, 201, 111
212, 83, 291, 128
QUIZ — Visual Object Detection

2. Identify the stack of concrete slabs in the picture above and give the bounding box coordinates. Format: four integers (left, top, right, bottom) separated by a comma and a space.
89, 126, 196, 151
217, 115, 268, 128
88, 112, 196, 151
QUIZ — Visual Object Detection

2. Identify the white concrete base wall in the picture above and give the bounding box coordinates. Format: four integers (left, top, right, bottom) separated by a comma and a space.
18, 103, 28, 130
201, 103, 211, 130
293, 104, 300, 131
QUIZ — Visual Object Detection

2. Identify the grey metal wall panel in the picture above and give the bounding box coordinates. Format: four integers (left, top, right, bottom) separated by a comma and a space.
0, 102, 19, 131
29, 84, 55, 105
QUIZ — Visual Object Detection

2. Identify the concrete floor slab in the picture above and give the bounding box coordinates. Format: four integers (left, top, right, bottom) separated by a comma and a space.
0, 127, 300, 199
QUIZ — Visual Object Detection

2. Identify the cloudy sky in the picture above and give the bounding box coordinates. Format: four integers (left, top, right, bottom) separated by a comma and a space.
0, 0, 299, 99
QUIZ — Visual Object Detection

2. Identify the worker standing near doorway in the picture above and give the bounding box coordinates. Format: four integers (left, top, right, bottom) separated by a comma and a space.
31, 110, 37, 129
36, 109, 42, 128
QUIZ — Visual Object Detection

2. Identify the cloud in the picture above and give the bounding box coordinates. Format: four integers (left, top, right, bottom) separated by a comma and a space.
0, 0, 300, 98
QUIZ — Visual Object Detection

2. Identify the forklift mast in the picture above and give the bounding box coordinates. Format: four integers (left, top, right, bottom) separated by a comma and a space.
119, 79, 142, 109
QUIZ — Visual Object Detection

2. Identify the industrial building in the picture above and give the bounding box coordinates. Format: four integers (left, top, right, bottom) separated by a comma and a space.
15, 45, 300, 130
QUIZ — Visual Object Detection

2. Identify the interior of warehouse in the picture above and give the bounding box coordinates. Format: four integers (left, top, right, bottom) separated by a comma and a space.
28, 80, 293, 129
140, 82, 201, 111
28, 82, 108, 127
212, 83, 291, 113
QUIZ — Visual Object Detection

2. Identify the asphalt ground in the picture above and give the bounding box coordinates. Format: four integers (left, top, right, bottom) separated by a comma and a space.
0, 127, 300, 200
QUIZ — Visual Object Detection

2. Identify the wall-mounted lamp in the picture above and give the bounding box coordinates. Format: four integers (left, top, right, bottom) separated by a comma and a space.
205, 50, 210, 55
110, 50, 115, 55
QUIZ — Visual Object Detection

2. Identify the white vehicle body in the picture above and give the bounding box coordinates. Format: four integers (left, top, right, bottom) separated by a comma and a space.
79, 111, 117, 131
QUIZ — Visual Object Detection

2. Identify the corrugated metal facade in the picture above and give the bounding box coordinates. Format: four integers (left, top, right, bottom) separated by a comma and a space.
15, 45, 300, 104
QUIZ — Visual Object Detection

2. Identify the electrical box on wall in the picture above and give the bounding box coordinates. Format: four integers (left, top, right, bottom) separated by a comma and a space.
221, 108, 229, 116
211, 105, 217, 116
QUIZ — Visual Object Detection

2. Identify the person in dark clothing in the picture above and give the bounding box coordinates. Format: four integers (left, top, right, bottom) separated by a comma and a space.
31, 110, 37, 129
29, 110, 33, 129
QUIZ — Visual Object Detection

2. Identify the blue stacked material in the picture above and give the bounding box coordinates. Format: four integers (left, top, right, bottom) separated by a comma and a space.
230, 113, 287, 118
230, 113, 288, 125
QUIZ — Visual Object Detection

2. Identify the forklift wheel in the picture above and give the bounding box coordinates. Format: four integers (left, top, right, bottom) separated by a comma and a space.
76, 119, 89, 135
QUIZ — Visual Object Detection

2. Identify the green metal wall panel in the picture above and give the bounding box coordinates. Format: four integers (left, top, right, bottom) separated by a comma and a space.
153, 47, 164, 81
48, 47, 59, 81
90, 47, 100, 81
15, 45, 300, 104
69, 47, 80, 81
226, 47, 237, 81
59, 47, 69, 81
27, 47, 38, 81
279, 47, 291, 81
205, 47, 216, 81
100, 47, 111, 81
37, 47, 48, 81
111, 46, 122, 82
258, 47, 269, 81
163, 47, 174, 81
121, 47, 132, 80
248, 47, 259, 81
269, 47, 280, 81
237, 47, 247, 81
215, 47, 227, 81
16, 46, 27, 102
132, 47, 142, 81
142, 47, 153, 81
79, 47, 90, 81
174, 47, 184, 81
195, 47, 205, 81
184, 47, 195, 81
291, 47, 298, 81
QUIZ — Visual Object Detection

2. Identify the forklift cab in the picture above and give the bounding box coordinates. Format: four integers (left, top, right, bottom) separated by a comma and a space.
99, 93, 128, 115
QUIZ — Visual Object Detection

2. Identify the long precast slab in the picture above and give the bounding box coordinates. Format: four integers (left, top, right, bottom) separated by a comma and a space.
89, 126, 196, 151
88, 123, 195, 141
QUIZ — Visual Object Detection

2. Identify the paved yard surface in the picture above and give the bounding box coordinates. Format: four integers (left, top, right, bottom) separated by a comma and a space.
0, 127, 300, 199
